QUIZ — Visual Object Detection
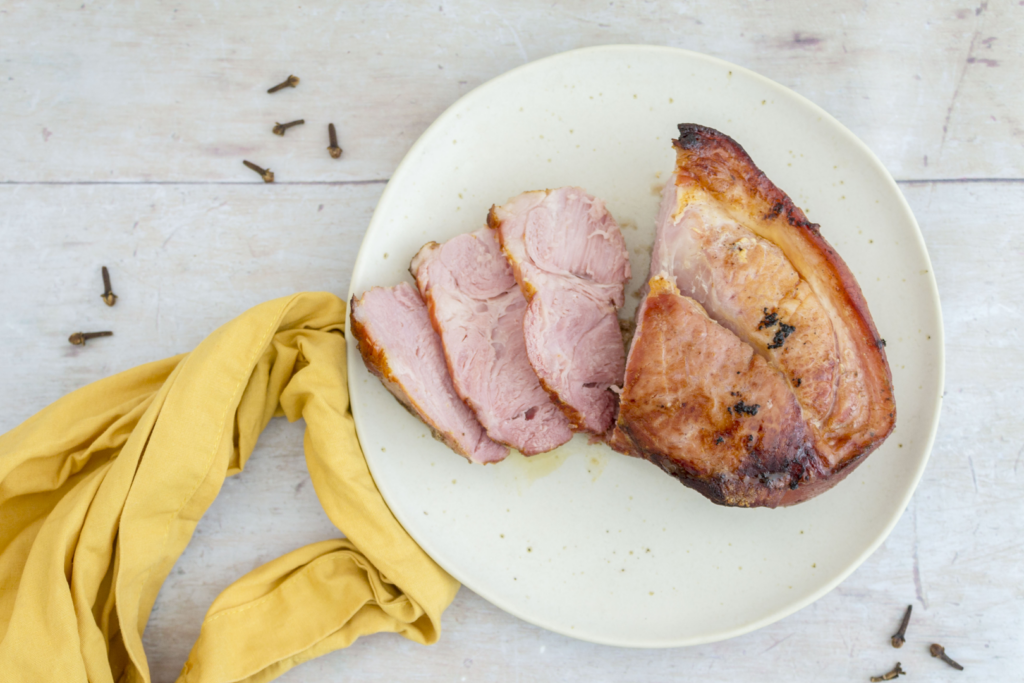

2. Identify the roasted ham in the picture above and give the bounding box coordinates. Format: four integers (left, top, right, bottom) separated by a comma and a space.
350, 283, 508, 464
614, 125, 895, 507
411, 228, 573, 455
488, 187, 632, 434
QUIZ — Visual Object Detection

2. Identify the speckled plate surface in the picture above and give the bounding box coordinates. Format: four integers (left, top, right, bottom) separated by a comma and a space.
345, 45, 943, 647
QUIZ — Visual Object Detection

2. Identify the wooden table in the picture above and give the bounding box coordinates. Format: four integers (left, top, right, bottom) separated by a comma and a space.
2, 2, 1021, 680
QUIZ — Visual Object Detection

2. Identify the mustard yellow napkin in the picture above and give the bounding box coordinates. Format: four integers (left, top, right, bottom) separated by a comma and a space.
0, 292, 459, 683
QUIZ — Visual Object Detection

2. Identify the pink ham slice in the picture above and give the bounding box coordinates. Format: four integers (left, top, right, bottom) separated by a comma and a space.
488, 187, 631, 434
350, 283, 508, 464
411, 228, 572, 455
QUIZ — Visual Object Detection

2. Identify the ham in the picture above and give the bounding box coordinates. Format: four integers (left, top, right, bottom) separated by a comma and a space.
488, 187, 631, 434
411, 228, 572, 455
350, 283, 508, 464
614, 125, 895, 506
651, 181, 838, 426
617, 276, 823, 506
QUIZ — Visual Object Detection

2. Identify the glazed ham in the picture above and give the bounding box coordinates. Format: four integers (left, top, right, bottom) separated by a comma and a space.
618, 276, 820, 505
488, 188, 631, 434
614, 125, 895, 507
411, 228, 573, 455
652, 180, 837, 425
350, 283, 508, 464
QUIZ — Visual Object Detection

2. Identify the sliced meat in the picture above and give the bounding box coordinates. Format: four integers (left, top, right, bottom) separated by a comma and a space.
618, 276, 827, 507
411, 228, 572, 455
653, 184, 838, 425
614, 125, 895, 506
488, 187, 631, 434
350, 283, 508, 464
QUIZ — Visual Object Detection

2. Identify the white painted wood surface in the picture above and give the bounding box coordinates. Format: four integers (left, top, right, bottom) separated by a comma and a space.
1, 1, 1021, 681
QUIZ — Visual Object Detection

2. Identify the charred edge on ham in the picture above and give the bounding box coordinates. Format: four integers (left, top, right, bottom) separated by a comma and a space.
674, 123, 821, 234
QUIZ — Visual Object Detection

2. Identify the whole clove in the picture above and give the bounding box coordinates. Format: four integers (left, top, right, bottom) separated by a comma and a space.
272, 119, 305, 136
267, 75, 300, 93
327, 123, 342, 158
929, 643, 964, 670
869, 662, 905, 681
69, 331, 113, 346
100, 266, 117, 306
243, 160, 275, 183
890, 605, 912, 648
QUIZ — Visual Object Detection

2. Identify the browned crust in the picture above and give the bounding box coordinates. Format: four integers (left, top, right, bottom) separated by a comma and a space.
408, 242, 448, 372
349, 293, 475, 460
628, 434, 846, 507
485, 204, 501, 232
605, 424, 642, 458
410, 253, 523, 451
488, 204, 539, 301
487, 204, 579, 428
536, 374, 587, 431
672, 124, 895, 472
349, 299, 396, 387
408, 240, 440, 282
616, 281, 836, 507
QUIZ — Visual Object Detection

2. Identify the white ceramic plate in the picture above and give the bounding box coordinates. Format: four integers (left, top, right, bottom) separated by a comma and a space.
345, 45, 943, 647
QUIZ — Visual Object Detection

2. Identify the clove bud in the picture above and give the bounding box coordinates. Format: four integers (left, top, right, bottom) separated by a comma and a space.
327, 123, 342, 158
890, 605, 912, 648
69, 331, 113, 346
243, 160, 274, 183
929, 643, 964, 670
272, 119, 305, 136
101, 266, 117, 306
267, 75, 299, 93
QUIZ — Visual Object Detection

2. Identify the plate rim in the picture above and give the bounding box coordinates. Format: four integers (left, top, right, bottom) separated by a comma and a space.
345, 43, 946, 648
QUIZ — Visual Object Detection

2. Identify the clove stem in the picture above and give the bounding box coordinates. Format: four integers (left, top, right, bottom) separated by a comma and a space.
891, 605, 912, 648
272, 119, 305, 136
69, 331, 113, 346
930, 643, 964, 671
267, 75, 299, 93
870, 662, 905, 681
242, 160, 274, 183
101, 266, 117, 306
327, 123, 342, 158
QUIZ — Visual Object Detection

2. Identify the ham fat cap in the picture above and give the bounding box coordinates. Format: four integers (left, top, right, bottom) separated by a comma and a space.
350, 283, 508, 464
411, 228, 573, 455
488, 187, 632, 434
614, 125, 895, 507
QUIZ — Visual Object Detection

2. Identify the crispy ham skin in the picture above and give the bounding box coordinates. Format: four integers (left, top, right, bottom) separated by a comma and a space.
614, 125, 895, 507
350, 283, 508, 464
488, 187, 632, 434
411, 228, 573, 455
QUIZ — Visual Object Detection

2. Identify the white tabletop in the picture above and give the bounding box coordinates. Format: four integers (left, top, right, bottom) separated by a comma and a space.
1, 2, 1021, 681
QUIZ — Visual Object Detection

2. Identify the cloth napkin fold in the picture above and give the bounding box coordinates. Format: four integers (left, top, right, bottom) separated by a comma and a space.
0, 292, 459, 683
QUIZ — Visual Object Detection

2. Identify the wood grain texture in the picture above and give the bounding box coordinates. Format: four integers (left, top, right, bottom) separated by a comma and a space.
0, 1, 1021, 184
0, 1, 1021, 681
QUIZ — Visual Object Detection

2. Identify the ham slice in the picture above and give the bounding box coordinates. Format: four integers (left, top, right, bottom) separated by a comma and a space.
488, 187, 631, 434
411, 228, 572, 455
350, 283, 508, 464
617, 276, 823, 506
614, 125, 895, 506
